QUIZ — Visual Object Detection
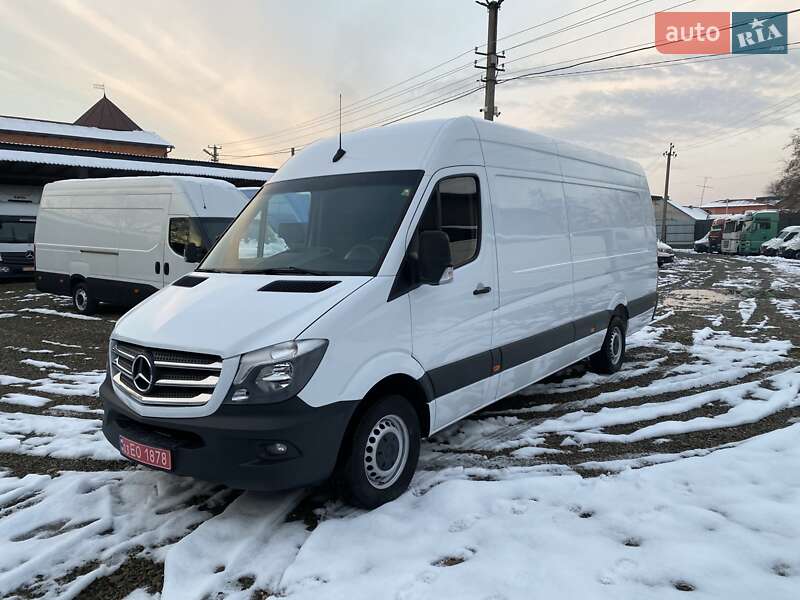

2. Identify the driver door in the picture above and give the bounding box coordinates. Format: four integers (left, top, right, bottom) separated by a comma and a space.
408, 169, 498, 431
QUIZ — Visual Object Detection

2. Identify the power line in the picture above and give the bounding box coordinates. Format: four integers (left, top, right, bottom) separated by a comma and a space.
499, 10, 800, 84
502, 0, 696, 68
504, 0, 660, 53
220, 0, 673, 150
226, 41, 799, 160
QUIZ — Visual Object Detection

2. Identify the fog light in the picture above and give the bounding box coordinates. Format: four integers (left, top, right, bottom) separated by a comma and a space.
230, 389, 250, 403
266, 442, 288, 456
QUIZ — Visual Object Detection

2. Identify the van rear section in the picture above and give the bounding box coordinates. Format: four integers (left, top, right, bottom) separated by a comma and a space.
98, 117, 657, 508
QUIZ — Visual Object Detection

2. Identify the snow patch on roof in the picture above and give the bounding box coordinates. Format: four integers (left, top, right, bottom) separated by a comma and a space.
0, 115, 170, 147
0, 148, 272, 182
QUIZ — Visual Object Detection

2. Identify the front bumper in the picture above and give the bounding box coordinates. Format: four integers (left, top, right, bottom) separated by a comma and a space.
101, 376, 358, 491
0, 263, 35, 279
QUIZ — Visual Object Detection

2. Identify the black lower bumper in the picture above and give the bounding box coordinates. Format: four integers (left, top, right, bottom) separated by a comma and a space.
101, 376, 358, 491
0, 264, 35, 279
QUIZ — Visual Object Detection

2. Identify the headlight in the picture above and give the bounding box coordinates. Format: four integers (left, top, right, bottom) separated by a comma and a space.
228, 339, 328, 404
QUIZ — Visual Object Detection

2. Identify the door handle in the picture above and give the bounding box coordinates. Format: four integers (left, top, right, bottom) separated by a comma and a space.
155, 261, 160, 275
473, 284, 491, 295
164, 262, 170, 276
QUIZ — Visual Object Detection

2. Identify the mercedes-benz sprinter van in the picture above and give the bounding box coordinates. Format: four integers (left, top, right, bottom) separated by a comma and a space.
35, 176, 250, 314
101, 117, 657, 508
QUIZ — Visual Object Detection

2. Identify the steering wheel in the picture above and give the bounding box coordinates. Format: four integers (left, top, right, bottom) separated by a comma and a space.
344, 244, 379, 261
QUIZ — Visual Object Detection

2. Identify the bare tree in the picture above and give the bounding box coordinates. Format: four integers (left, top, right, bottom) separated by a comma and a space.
775, 130, 800, 210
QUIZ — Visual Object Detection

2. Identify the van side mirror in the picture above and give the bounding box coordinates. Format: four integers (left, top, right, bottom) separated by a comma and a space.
184, 243, 205, 263
417, 230, 453, 285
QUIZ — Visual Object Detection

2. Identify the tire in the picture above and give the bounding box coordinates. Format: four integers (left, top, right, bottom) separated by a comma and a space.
337, 395, 421, 509
589, 316, 626, 374
72, 282, 98, 315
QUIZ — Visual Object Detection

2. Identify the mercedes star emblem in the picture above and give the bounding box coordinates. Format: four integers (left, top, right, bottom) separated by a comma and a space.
131, 354, 155, 394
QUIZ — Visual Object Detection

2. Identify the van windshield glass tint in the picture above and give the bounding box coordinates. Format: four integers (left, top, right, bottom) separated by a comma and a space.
0, 217, 36, 243
199, 170, 424, 276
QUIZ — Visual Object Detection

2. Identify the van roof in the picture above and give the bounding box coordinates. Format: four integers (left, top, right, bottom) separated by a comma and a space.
272, 116, 645, 187
40, 176, 248, 218
42, 175, 239, 195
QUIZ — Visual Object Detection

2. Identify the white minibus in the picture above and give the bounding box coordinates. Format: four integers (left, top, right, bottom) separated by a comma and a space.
35, 176, 250, 314
101, 118, 657, 508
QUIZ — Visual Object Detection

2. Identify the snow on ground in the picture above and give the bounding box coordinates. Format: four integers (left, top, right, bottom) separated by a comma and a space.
0, 412, 118, 460
268, 424, 800, 600
0, 253, 799, 599
0, 471, 227, 600
18, 307, 102, 321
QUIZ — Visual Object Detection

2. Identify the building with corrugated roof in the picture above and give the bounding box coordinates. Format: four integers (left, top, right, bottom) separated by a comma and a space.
652, 196, 711, 248
0, 94, 274, 204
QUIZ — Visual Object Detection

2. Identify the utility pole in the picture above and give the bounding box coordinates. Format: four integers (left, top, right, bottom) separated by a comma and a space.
660, 143, 677, 242
475, 0, 504, 121
697, 176, 712, 205
203, 145, 221, 163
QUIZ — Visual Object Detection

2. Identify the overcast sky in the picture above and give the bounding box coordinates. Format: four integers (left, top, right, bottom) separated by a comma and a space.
0, 0, 798, 204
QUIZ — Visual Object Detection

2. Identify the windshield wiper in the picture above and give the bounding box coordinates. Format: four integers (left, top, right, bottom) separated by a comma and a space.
241, 266, 328, 276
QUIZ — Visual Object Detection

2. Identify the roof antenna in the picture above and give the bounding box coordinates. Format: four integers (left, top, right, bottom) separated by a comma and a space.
332, 93, 346, 163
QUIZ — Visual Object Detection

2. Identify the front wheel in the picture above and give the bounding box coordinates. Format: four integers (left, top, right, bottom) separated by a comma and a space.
337, 395, 420, 509
589, 316, 626, 374
72, 282, 98, 315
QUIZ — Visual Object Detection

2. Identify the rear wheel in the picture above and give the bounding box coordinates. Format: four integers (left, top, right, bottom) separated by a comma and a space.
337, 395, 420, 509
589, 316, 626, 374
72, 282, 98, 315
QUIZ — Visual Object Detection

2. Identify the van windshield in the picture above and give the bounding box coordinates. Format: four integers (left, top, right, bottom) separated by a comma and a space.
199, 170, 424, 276
0, 216, 36, 243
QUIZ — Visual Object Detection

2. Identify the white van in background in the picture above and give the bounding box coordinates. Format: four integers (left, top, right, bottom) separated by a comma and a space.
35, 176, 249, 314
101, 117, 657, 508
0, 198, 38, 279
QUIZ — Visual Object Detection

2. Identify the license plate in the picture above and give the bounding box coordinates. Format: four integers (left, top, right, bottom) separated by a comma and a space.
22, 266, 34, 272
119, 435, 172, 470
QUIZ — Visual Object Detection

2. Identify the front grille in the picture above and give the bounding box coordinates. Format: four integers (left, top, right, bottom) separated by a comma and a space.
110, 341, 223, 406
0, 252, 34, 266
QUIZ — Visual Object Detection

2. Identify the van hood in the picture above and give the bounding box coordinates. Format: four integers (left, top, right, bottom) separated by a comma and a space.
112, 273, 371, 358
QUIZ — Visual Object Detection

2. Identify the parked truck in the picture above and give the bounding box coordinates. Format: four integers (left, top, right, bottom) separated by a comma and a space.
739, 210, 779, 255
721, 214, 745, 254
708, 217, 725, 253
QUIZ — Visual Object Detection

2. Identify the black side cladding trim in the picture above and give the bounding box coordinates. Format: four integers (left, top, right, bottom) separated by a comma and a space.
629, 291, 658, 317
173, 275, 208, 288
421, 292, 656, 399
259, 280, 340, 293
36, 271, 158, 306
573, 310, 612, 341
426, 350, 494, 398
36, 271, 71, 295
501, 321, 575, 371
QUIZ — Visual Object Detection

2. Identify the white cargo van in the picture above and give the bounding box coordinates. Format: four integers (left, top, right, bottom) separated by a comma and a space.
101, 117, 657, 508
35, 176, 250, 314
0, 198, 38, 279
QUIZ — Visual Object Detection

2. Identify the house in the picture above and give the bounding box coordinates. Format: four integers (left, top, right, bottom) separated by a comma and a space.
700, 197, 778, 215
652, 196, 710, 248
0, 94, 274, 205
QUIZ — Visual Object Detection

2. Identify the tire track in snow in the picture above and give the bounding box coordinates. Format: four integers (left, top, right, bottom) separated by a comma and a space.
161, 490, 306, 599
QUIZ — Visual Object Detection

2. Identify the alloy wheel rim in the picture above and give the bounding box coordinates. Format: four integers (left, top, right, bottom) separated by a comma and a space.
363, 414, 410, 490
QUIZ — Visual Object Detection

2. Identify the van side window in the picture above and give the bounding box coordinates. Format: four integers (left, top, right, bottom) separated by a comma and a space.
419, 176, 480, 268
169, 217, 205, 258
